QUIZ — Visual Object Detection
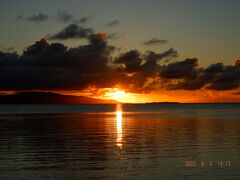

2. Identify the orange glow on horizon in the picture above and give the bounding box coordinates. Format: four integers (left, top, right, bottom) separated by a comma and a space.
94, 88, 240, 103
6, 88, 240, 104
102, 88, 141, 103
105, 90, 127, 101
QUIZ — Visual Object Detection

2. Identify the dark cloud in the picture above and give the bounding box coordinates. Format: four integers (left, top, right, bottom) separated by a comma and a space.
77, 14, 94, 24
144, 38, 168, 45
106, 20, 120, 27
0, 29, 177, 93
144, 48, 178, 63
0, 51, 19, 66
0, 34, 115, 91
23, 38, 50, 56
161, 60, 240, 91
204, 62, 224, 73
141, 48, 178, 77
48, 24, 94, 40
16, 13, 48, 23
56, 10, 73, 23
27, 13, 48, 23
206, 66, 240, 90
160, 58, 198, 79
0, 25, 239, 92
56, 11, 93, 24
115, 50, 142, 73
115, 48, 178, 76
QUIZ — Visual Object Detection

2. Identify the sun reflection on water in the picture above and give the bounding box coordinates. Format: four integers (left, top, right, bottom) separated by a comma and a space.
116, 104, 123, 148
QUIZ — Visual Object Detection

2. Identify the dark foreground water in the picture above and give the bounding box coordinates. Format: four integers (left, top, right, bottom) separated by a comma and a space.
0, 103, 240, 180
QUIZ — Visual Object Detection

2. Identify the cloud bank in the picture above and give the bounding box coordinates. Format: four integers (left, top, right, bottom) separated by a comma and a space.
16, 13, 48, 23
56, 10, 93, 24
144, 38, 168, 45
48, 24, 94, 40
56, 10, 73, 23
0, 24, 239, 93
106, 20, 120, 27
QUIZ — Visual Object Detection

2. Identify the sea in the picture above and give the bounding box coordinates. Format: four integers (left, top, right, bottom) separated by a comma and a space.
0, 103, 240, 180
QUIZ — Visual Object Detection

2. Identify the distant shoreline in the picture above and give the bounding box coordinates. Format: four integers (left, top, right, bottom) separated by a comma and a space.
0, 92, 240, 104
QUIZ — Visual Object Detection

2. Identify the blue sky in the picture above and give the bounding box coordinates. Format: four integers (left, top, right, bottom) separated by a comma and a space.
1, 0, 240, 66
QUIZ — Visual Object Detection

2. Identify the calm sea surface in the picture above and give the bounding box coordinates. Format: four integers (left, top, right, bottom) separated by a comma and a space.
0, 103, 240, 180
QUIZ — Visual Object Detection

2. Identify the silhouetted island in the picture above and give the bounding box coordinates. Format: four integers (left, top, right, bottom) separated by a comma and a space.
0, 92, 118, 104
145, 102, 180, 104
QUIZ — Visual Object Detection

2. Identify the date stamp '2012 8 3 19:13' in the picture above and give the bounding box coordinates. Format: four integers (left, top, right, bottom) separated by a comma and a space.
185, 161, 232, 167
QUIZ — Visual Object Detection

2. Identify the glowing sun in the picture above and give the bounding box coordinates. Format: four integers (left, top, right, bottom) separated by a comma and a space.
110, 91, 126, 99
104, 88, 130, 102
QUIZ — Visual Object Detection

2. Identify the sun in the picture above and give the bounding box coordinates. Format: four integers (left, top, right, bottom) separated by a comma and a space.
93, 88, 148, 103
111, 91, 126, 99
104, 88, 130, 102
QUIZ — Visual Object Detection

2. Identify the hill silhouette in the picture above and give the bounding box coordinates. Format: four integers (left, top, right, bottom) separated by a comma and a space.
0, 92, 118, 104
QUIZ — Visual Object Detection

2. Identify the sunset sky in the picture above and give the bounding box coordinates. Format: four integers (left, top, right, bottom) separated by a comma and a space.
0, 0, 240, 103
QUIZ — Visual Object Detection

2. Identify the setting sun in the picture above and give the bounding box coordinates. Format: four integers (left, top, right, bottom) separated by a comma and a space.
109, 90, 126, 99
104, 89, 129, 102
